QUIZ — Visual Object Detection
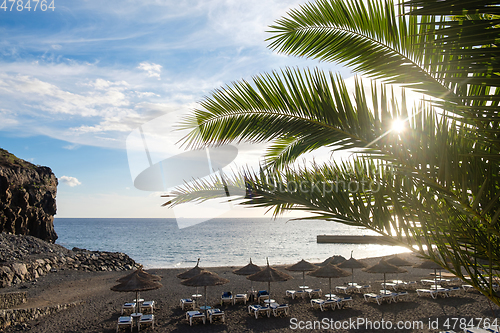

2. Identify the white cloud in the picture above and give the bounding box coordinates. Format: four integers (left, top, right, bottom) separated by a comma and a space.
138, 62, 162, 80
59, 176, 82, 187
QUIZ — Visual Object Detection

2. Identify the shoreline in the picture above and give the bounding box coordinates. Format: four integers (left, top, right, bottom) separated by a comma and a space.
3, 251, 500, 332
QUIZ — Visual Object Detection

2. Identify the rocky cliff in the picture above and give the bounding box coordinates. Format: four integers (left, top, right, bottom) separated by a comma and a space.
0, 149, 58, 243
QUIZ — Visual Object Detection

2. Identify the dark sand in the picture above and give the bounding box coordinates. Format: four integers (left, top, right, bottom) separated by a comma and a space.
4, 252, 500, 333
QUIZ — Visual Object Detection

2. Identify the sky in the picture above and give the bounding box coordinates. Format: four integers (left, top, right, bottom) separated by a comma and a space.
0, 0, 357, 221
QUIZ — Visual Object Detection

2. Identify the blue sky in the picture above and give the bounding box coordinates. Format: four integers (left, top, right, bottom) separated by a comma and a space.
0, 0, 355, 220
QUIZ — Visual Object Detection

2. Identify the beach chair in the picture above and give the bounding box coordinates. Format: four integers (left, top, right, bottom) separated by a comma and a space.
308, 288, 322, 298
323, 298, 341, 310
270, 303, 289, 317
336, 285, 356, 293
233, 293, 248, 305
338, 296, 353, 308
395, 291, 409, 301
186, 310, 206, 326
355, 285, 371, 293
121, 302, 136, 315
140, 300, 155, 314
207, 308, 225, 323
381, 282, 398, 291
446, 286, 461, 296
310, 299, 325, 310
405, 281, 418, 290
286, 290, 297, 299
257, 290, 269, 303
221, 291, 233, 305
116, 316, 133, 333
363, 293, 385, 305
138, 314, 154, 331
248, 304, 271, 318
462, 284, 475, 292
180, 298, 195, 310
416, 288, 448, 299
294, 290, 307, 298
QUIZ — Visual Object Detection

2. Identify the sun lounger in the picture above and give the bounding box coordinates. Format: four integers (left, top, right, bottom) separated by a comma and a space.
463, 284, 475, 292
257, 290, 269, 303
338, 296, 353, 308
381, 282, 398, 291
138, 314, 154, 331
286, 290, 297, 299
270, 303, 289, 316
416, 288, 448, 299
140, 300, 155, 314
221, 292, 233, 305
396, 291, 409, 301
121, 302, 136, 315
335, 285, 357, 293
248, 304, 271, 318
207, 308, 225, 323
186, 310, 206, 326
294, 290, 307, 298
180, 298, 195, 310
116, 316, 133, 333
355, 285, 371, 293
310, 299, 325, 310
233, 293, 248, 305
363, 293, 395, 305
446, 286, 461, 296
308, 288, 322, 298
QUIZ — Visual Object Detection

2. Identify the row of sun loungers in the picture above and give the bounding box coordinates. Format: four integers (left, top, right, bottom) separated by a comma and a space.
248, 303, 289, 318
117, 314, 154, 332
186, 309, 225, 325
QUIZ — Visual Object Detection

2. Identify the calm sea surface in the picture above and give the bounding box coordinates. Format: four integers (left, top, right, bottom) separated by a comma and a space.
54, 218, 409, 269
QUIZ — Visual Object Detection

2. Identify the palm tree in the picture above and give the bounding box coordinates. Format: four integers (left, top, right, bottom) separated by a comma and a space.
166, 0, 500, 305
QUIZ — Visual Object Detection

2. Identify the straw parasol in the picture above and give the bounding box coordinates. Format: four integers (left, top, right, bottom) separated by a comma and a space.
337, 252, 367, 285
286, 259, 317, 288
177, 258, 206, 296
247, 258, 293, 302
233, 258, 262, 293
413, 259, 443, 290
319, 255, 347, 266
386, 255, 412, 281
111, 268, 163, 312
181, 270, 229, 314
117, 267, 161, 283
177, 258, 205, 279
308, 263, 351, 298
363, 259, 407, 294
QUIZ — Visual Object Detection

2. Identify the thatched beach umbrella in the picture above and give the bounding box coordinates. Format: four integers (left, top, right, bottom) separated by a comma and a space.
177, 258, 205, 279
286, 259, 317, 288
177, 258, 206, 296
308, 263, 351, 298
386, 255, 412, 281
337, 252, 367, 285
181, 270, 229, 314
247, 258, 293, 302
117, 267, 161, 283
111, 268, 163, 313
319, 255, 347, 266
363, 259, 407, 294
413, 259, 443, 290
233, 258, 262, 292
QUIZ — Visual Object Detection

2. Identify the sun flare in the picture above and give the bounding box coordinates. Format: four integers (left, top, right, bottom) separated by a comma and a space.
391, 119, 405, 133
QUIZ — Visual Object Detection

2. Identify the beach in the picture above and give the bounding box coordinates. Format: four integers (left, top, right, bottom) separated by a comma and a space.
3, 252, 499, 333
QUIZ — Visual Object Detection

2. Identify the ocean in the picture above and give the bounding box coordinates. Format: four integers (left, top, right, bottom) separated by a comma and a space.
54, 218, 409, 269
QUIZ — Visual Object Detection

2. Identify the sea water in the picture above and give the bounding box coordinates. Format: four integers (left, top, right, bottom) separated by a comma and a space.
54, 218, 409, 268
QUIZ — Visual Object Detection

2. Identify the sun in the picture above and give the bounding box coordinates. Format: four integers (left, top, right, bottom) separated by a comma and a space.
391, 119, 405, 133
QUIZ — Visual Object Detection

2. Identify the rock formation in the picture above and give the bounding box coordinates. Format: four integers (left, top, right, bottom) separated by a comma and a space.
0, 149, 58, 243
0, 232, 138, 288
